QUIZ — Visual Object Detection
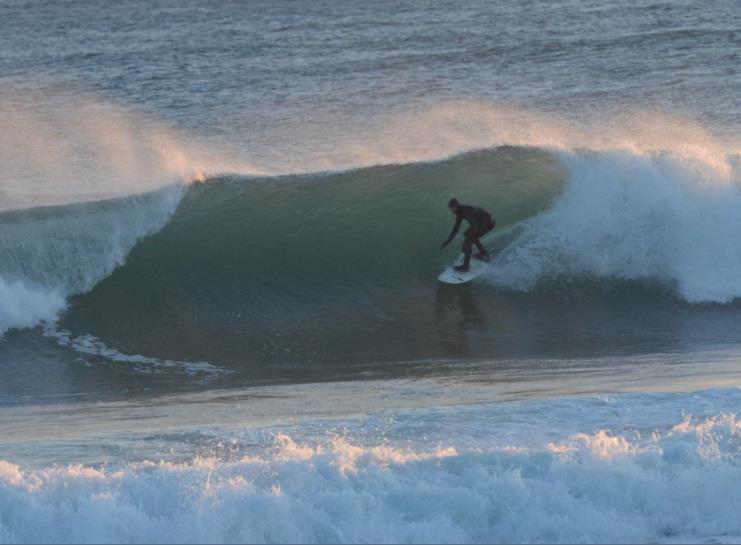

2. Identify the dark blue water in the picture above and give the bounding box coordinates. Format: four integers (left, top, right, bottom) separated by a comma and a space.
2, 0, 739, 157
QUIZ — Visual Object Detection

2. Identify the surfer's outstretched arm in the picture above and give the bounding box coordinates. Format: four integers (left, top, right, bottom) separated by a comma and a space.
440, 216, 462, 249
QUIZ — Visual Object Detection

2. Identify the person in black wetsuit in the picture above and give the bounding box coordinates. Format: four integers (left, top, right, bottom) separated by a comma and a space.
440, 198, 495, 272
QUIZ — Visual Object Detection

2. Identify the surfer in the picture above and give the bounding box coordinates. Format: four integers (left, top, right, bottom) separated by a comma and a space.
440, 198, 495, 272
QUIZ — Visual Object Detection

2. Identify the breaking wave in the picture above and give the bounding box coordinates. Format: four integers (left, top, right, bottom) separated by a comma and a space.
2, 401, 741, 543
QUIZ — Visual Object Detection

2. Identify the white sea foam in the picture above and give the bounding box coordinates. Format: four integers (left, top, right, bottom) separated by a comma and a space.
0, 279, 65, 336
487, 146, 741, 303
2, 396, 741, 544
42, 324, 231, 378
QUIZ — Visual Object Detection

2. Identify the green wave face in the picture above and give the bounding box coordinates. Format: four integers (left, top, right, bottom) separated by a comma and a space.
61, 147, 563, 372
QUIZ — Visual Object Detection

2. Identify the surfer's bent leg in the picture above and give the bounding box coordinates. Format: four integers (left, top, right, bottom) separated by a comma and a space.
462, 228, 475, 256
474, 219, 495, 258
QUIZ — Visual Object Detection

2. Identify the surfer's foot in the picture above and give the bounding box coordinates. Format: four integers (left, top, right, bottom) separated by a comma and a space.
474, 251, 490, 261
454, 264, 469, 272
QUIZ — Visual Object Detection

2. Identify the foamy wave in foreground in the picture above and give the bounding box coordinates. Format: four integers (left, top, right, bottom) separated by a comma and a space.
2, 412, 741, 543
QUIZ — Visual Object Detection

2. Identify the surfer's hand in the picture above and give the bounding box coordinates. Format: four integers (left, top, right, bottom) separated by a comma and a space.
440, 241, 448, 250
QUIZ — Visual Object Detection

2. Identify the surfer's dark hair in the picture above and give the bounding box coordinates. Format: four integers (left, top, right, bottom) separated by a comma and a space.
448, 198, 459, 208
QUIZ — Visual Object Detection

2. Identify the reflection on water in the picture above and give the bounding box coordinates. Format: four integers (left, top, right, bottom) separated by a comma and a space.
434, 283, 486, 328
8, 279, 741, 407
434, 283, 486, 359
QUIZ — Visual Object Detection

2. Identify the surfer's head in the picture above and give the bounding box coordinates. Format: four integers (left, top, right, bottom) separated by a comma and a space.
448, 198, 460, 213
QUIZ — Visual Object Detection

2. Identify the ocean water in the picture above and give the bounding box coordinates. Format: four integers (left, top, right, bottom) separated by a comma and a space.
1, 0, 741, 542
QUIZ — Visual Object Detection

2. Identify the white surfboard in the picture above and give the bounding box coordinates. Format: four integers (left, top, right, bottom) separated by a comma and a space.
438, 255, 489, 284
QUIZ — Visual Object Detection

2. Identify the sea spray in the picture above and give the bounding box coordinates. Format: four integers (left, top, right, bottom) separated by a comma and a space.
0, 82, 254, 211
251, 100, 740, 177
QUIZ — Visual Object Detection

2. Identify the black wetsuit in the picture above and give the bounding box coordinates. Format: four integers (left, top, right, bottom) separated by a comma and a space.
442, 205, 496, 258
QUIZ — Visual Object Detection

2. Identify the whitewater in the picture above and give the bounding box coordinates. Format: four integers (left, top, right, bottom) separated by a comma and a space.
4, 384, 741, 544
2, 0, 741, 542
